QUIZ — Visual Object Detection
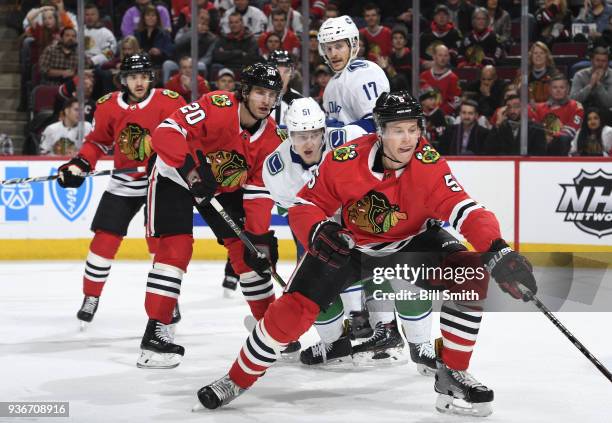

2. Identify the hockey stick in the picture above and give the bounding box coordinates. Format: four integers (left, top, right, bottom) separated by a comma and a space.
0, 166, 146, 186
519, 285, 612, 383
209, 197, 287, 288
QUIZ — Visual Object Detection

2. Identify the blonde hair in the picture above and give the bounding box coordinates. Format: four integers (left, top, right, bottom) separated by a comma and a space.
529, 41, 555, 71
119, 36, 141, 60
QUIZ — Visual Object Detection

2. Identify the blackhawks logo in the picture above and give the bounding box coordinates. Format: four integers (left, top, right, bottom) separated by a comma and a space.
276, 127, 288, 142
415, 145, 440, 164
118, 123, 152, 161
332, 144, 358, 162
211, 94, 232, 107
207, 150, 248, 187
543, 113, 562, 135
97, 93, 112, 104
162, 89, 180, 99
346, 191, 407, 234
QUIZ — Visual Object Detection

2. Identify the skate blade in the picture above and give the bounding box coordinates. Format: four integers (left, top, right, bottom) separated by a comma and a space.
416, 363, 436, 377
79, 320, 88, 332
352, 347, 409, 367
435, 394, 493, 417
223, 288, 237, 298
301, 356, 354, 369
136, 350, 182, 369
192, 402, 205, 412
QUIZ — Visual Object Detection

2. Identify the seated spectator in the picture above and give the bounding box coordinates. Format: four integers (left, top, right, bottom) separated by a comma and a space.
163, 8, 217, 83
25, 5, 64, 64
308, 29, 323, 76
420, 5, 462, 64
529, 74, 584, 156
359, 3, 392, 61
570, 107, 612, 156
134, 5, 175, 67
569, 46, 612, 111
310, 64, 331, 104
212, 12, 260, 76
420, 44, 462, 116
458, 7, 504, 68
267, 0, 303, 35
596, 15, 612, 47
53, 70, 97, 122
102, 35, 141, 75
438, 99, 490, 154
40, 97, 92, 156
445, 0, 475, 34
39, 26, 79, 85
420, 86, 449, 149
121, 0, 171, 38
489, 85, 518, 126
258, 10, 300, 58
214, 67, 236, 91
377, 25, 412, 91
175, 0, 219, 34
464, 65, 507, 118
575, 0, 612, 38
220, 0, 267, 37
165, 56, 210, 102
485, 0, 511, 49
514, 41, 558, 104
260, 34, 282, 60
535, 0, 571, 45
323, 3, 340, 21
484, 94, 547, 155
83, 3, 117, 68
24, 0, 76, 33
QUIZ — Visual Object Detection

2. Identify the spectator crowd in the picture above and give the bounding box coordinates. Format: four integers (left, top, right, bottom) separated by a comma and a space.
12, 0, 612, 157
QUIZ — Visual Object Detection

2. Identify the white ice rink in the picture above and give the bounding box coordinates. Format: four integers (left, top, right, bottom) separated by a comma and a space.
1, 261, 611, 423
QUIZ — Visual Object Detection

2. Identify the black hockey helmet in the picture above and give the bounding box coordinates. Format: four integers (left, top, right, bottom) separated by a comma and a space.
119, 53, 155, 85
268, 50, 294, 67
373, 91, 425, 132
237, 62, 283, 112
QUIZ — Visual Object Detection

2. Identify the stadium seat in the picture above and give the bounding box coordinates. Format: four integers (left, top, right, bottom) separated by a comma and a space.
30, 85, 59, 117
455, 67, 479, 81
551, 43, 587, 58
496, 67, 518, 80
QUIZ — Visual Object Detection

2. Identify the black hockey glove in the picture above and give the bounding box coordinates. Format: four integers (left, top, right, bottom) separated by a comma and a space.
243, 231, 279, 274
57, 156, 91, 188
178, 150, 217, 204
483, 239, 537, 301
308, 221, 355, 269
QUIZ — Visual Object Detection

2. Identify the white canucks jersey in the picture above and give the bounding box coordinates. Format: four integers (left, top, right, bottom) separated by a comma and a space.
263, 125, 366, 212
323, 59, 390, 126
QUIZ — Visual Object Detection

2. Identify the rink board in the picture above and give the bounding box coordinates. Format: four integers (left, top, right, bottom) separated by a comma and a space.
1, 157, 611, 260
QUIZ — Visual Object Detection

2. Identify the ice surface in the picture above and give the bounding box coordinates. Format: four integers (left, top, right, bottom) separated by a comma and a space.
1, 261, 610, 423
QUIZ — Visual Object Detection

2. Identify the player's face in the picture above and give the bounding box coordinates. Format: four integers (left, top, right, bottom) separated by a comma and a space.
550, 80, 568, 101
381, 120, 421, 167
322, 40, 351, 72
291, 128, 324, 165
587, 112, 601, 131
247, 86, 278, 119
126, 73, 151, 100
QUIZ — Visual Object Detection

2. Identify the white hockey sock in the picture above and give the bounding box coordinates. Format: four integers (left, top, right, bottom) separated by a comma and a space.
398, 308, 433, 344
314, 311, 345, 343
340, 285, 363, 316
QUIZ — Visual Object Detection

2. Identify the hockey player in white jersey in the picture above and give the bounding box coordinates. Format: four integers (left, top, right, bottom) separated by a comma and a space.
318, 15, 389, 132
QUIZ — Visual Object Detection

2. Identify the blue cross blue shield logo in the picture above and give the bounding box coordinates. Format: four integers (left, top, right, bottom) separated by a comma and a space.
0, 167, 44, 221
49, 168, 93, 221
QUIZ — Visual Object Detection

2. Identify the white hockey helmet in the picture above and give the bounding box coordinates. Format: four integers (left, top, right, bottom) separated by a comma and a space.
286, 97, 326, 133
317, 16, 360, 72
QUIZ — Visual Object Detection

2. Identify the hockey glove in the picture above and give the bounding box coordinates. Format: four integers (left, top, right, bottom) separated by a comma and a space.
483, 239, 537, 301
178, 150, 217, 204
308, 221, 355, 269
243, 231, 279, 274
57, 156, 91, 188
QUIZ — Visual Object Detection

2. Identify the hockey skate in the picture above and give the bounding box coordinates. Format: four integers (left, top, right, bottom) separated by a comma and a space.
300, 335, 352, 366
222, 274, 238, 298
409, 341, 437, 376
352, 320, 406, 365
137, 319, 185, 369
77, 295, 99, 331
434, 361, 494, 417
347, 310, 373, 340
192, 374, 246, 410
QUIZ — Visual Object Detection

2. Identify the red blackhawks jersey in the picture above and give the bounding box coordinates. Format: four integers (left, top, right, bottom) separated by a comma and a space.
359, 26, 393, 60
152, 91, 284, 235
289, 134, 502, 255
79, 88, 186, 196
528, 99, 584, 139
420, 69, 462, 115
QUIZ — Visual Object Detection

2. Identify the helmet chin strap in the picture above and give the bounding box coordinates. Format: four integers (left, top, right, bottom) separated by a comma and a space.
378, 138, 407, 169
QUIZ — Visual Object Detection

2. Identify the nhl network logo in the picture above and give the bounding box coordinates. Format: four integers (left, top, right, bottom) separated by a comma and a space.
556, 169, 612, 237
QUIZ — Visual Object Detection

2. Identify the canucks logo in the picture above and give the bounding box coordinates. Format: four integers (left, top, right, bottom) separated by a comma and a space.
332, 144, 358, 162
49, 168, 92, 221
415, 145, 440, 164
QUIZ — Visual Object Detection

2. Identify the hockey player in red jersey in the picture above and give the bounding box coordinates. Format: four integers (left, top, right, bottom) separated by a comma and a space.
195, 91, 538, 417
136, 63, 289, 369
57, 54, 186, 330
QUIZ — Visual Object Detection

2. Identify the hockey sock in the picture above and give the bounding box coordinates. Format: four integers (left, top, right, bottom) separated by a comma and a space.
314, 296, 345, 343
364, 278, 395, 326
388, 279, 433, 344
83, 231, 122, 297
145, 234, 192, 324
339, 281, 363, 316
229, 292, 319, 388
439, 301, 483, 370
239, 271, 275, 320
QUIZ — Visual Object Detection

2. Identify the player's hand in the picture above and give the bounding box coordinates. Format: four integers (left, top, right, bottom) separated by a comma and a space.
243, 231, 279, 275
57, 156, 91, 188
308, 221, 355, 268
177, 151, 218, 204
483, 239, 537, 301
